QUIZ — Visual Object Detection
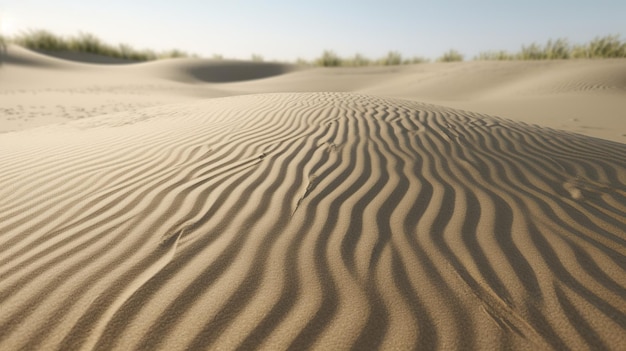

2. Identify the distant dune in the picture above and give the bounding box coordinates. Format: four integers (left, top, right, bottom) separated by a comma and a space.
1, 45, 625, 143
0, 47, 625, 350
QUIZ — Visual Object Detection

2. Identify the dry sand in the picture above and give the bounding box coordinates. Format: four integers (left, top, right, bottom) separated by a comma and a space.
0, 45, 625, 350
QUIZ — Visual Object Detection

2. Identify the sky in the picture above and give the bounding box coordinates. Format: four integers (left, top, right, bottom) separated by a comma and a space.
0, 0, 625, 61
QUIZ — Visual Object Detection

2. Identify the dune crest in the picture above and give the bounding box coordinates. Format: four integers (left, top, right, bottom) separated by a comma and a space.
0, 93, 624, 350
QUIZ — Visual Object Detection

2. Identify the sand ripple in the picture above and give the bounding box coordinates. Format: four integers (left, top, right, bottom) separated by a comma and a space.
0, 93, 624, 350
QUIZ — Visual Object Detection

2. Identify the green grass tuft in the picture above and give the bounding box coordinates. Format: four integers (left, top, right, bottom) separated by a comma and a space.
572, 35, 626, 58
403, 56, 430, 64
474, 50, 515, 60
313, 50, 430, 67
13, 29, 69, 51
316, 50, 342, 67
379, 51, 403, 66
475, 35, 626, 61
343, 53, 371, 67
10, 29, 193, 61
437, 49, 464, 62
518, 38, 570, 60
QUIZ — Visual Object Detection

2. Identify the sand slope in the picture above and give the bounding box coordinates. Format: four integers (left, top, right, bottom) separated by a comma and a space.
221, 60, 626, 143
1, 93, 624, 350
2, 46, 625, 143
0, 45, 295, 133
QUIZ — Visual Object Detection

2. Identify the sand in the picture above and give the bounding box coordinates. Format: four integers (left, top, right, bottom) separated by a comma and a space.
0, 45, 625, 350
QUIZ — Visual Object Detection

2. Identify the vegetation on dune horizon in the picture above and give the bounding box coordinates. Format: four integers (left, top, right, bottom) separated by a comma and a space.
346, 53, 371, 66
6, 29, 195, 61
379, 51, 403, 65
474, 50, 516, 61
315, 50, 342, 67
3, 29, 624, 66
307, 35, 625, 67
517, 38, 571, 60
312, 49, 430, 67
571, 35, 626, 58
475, 35, 626, 60
437, 49, 464, 62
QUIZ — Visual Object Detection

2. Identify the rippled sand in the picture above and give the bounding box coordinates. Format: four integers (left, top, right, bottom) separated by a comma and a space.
1, 47, 625, 350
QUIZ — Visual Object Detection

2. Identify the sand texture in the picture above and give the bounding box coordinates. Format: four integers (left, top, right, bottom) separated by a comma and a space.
1, 47, 625, 350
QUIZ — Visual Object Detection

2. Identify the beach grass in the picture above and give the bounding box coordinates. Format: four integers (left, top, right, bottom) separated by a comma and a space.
517, 38, 570, 60
474, 50, 516, 60
5, 29, 625, 65
437, 49, 464, 62
9, 29, 193, 61
379, 51, 403, 65
315, 50, 342, 67
476, 35, 626, 60
403, 56, 430, 64
572, 34, 626, 58
312, 50, 431, 67
343, 53, 371, 67
308, 35, 626, 66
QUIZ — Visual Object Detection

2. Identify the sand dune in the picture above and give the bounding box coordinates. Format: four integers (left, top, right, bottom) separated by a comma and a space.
0, 92, 625, 350
134, 58, 298, 83
220, 60, 626, 142
2, 46, 625, 142
1, 47, 626, 350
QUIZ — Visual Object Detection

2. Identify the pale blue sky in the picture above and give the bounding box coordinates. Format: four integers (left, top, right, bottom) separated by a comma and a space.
1, 0, 624, 60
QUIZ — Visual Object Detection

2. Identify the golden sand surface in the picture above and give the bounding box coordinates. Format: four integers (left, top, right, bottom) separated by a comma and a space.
1, 46, 625, 350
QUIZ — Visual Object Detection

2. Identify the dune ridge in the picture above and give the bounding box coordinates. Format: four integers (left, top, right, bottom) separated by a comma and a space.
0, 93, 624, 350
